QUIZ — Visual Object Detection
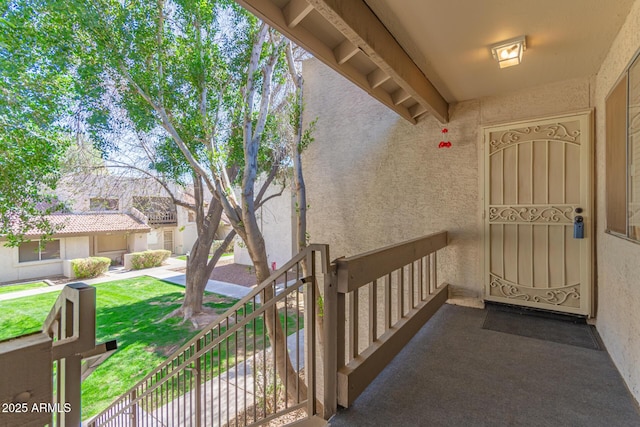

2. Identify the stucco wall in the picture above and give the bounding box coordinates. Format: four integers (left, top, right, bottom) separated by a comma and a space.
593, 0, 640, 403
65, 236, 90, 259
302, 58, 591, 301
127, 233, 148, 253
234, 180, 296, 269
0, 246, 19, 282
0, 240, 67, 282
176, 206, 197, 255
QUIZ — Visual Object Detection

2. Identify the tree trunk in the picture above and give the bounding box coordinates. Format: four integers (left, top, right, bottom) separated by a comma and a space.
181, 226, 237, 320
181, 238, 215, 318
286, 43, 323, 346
167, 175, 236, 323
249, 237, 309, 403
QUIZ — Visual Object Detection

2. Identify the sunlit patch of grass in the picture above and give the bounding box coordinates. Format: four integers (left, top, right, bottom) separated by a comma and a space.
0, 281, 49, 295
0, 277, 239, 419
0, 276, 302, 421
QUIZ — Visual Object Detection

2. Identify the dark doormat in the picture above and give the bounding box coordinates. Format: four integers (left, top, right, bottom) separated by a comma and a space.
482, 304, 602, 350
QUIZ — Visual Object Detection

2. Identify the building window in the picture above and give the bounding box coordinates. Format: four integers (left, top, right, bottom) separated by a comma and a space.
97, 234, 127, 253
188, 211, 196, 222
606, 51, 640, 241
18, 240, 61, 263
90, 198, 119, 211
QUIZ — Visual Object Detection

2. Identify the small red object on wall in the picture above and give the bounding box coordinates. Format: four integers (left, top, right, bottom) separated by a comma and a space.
438, 128, 452, 148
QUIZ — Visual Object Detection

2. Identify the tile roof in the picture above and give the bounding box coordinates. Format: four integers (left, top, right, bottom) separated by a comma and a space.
25, 212, 151, 237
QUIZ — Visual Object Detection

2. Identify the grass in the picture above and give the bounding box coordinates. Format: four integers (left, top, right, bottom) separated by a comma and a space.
0, 276, 302, 420
0, 290, 59, 338
0, 281, 49, 295
0, 277, 238, 419
175, 252, 233, 261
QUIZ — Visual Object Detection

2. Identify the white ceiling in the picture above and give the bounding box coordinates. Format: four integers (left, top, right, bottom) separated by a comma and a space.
365, 0, 636, 102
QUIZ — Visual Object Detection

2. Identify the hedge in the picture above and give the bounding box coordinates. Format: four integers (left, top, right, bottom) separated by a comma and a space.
71, 257, 111, 279
212, 239, 234, 254
130, 249, 171, 270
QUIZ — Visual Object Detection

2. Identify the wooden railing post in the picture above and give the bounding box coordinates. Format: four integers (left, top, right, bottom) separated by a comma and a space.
305, 250, 317, 418
322, 247, 337, 419
59, 355, 83, 426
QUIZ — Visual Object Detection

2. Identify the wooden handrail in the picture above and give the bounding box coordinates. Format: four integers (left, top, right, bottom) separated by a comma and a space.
333, 231, 449, 407
335, 231, 447, 293
43, 282, 96, 360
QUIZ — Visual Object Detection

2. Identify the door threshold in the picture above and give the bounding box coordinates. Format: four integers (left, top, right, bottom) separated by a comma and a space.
484, 301, 587, 324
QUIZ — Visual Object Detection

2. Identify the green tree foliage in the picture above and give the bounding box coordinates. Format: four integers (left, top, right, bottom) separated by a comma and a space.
4, 0, 311, 403
0, 1, 75, 244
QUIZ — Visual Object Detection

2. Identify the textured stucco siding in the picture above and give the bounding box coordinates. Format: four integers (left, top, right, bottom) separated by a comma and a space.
301, 3, 640, 402
594, 0, 640, 403
0, 241, 67, 282
0, 246, 20, 282
302, 58, 591, 301
234, 181, 295, 269
127, 233, 148, 253
64, 236, 90, 259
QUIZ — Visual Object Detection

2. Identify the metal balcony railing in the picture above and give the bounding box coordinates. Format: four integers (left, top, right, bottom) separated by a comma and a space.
88, 244, 334, 427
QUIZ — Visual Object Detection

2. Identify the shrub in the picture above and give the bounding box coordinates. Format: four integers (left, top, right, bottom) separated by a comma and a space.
71, 257, 111, 279
211, 239, 234, 254
130, 249, 171, 270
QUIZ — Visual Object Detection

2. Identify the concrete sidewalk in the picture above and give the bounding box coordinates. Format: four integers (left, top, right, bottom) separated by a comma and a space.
0, 256, 252, 302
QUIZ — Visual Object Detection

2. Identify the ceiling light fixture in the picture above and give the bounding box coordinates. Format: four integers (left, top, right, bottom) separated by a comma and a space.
490, 36, 527, 68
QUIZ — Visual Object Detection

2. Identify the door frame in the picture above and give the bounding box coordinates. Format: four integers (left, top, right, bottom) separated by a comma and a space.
163, 229, 174, 254
480, 109, 594, 316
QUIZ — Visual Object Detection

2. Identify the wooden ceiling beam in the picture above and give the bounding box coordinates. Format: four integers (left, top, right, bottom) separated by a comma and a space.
367, 68, 390, 89
235, 0, 418, 123
333, 39, 360, 65
392, 88, 411, 105
283, 0, 313, 28
409, 103, 427, 119
306, 0, 449, 123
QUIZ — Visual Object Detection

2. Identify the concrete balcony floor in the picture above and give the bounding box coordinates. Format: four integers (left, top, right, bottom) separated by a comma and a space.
328, 304, 640, 427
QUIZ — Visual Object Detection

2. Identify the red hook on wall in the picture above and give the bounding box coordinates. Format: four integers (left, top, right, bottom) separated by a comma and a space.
438, 128, 452, 148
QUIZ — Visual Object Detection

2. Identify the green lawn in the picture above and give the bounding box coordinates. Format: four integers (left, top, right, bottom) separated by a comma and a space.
175, 252, 233, 261
0, 281, 48, 295
0, 276, 300, 420
0, 277, 239, 419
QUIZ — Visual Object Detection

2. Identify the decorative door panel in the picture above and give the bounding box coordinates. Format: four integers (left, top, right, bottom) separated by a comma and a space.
163, 230, 174, 253
483, 111, 593, 315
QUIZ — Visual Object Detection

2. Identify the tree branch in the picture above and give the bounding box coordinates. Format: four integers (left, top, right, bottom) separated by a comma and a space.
116, 62, 217, 197
254, 164, 279, 207
103, 163, 195, 210
255, 185, 286, 210
253, 37, 286, 144
244, 23, 269, 146
156, 0, 165, 105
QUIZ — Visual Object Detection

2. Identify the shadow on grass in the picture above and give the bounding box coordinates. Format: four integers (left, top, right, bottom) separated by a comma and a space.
86, 288, 302, 419
94, 290, 237, 358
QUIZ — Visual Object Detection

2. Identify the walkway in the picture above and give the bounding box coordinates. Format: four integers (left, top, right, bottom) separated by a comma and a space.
0, 256, 252, 302
328, 304, 640, 427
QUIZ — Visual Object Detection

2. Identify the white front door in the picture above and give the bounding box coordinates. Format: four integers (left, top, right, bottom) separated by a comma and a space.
483, 111, 593, 316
